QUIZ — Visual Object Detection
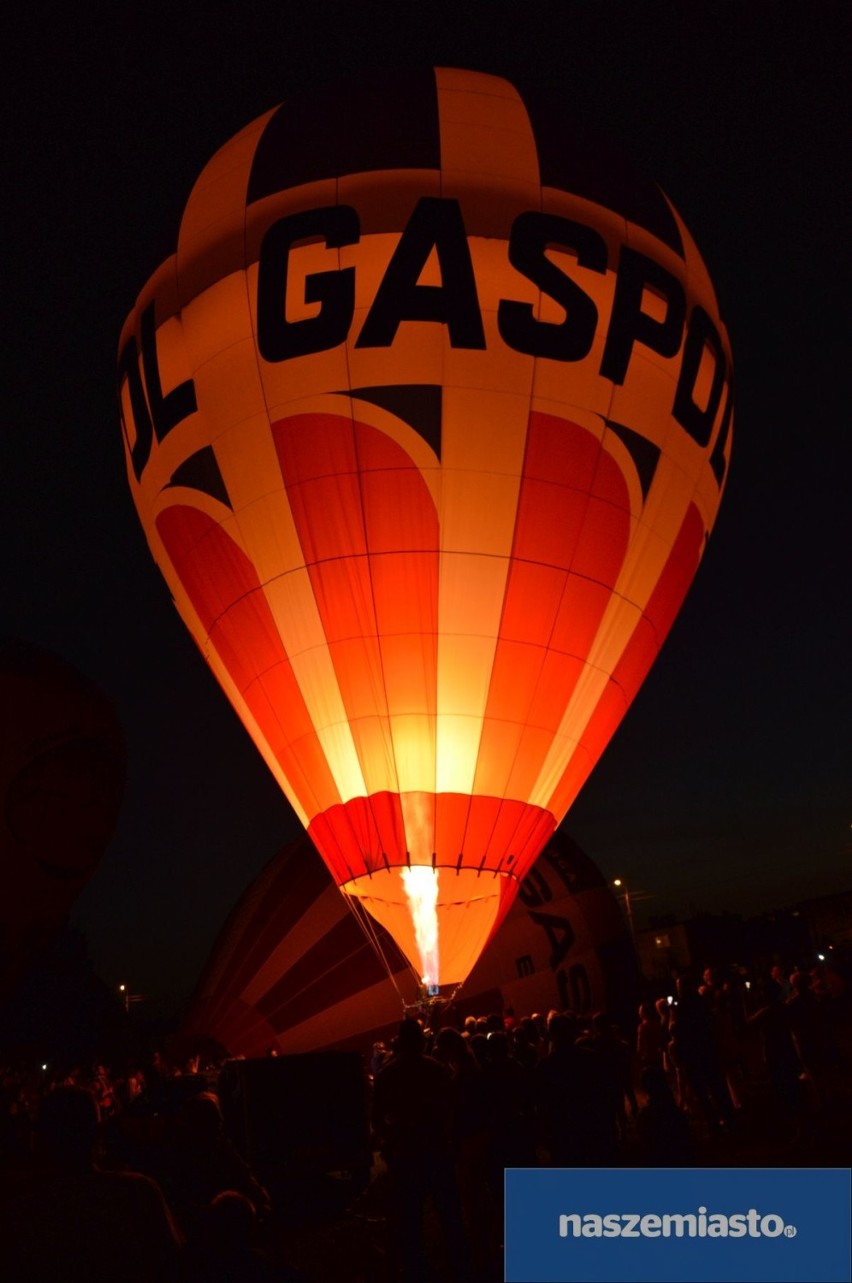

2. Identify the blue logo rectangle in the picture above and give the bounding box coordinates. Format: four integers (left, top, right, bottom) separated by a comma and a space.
505, 1167, 851, 1282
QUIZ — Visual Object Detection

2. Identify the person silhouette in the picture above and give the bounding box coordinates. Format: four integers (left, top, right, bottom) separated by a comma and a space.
0, 1085, 182, 1283
372, 1019, 471, 1282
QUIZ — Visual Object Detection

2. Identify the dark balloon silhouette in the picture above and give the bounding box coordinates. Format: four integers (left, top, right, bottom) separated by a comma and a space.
0, 641, 125, 999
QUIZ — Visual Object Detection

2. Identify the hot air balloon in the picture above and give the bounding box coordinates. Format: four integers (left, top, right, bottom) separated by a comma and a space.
118, 69, 732, 999
0, 641, 125, 1000
181, 829, 634, 1058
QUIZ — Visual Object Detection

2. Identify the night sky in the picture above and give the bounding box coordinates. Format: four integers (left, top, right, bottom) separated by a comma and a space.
3, 2, 849, 1016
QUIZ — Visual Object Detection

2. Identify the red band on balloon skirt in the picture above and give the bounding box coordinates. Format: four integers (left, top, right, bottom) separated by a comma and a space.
307, 791, 556, 886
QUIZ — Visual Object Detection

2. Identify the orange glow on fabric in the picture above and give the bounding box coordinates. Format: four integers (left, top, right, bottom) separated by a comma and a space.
118, 69, 732, 991
180, 829, 633, 1058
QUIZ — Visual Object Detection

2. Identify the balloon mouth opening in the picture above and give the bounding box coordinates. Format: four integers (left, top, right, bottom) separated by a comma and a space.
340, 865, 508, 988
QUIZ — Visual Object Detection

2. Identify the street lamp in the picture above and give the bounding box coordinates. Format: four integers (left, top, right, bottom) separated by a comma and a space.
119, 983, 144, 1013
613, 878, 635, 942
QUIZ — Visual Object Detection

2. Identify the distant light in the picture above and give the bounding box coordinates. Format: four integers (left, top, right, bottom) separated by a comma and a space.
613, 878, 623, 888
745, 981, 751, 990
666, 995, 673, 1005
41, 1064, 47, 1071
817, 953, 826, 962
119, 983, 126, 991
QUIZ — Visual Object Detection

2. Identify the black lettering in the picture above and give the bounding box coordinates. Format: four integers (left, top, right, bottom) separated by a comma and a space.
542, 846, 581, 894
672, 305, 728, 446
356, 197, 485, 349
257, 205, 360, 362
140, 302, 197, 443
530, 910, 576, 970
709, 373, 734, 486
498, 211, 606, 360
600, 247, 685, 384
518, 866, 554, 907
118, 336, 154, 482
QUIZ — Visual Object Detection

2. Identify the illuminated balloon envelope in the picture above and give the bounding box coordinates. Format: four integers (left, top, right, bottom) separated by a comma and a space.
118, 69, 732, 993
0, 641, 125, 1000
181, 829, 634, 1057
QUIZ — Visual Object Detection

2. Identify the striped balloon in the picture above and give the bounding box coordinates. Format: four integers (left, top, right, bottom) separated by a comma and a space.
119, 68, 731, 991
181, 829, 634, 1057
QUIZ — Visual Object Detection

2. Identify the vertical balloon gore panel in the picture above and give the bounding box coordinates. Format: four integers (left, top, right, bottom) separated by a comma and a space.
119, 68, 732, 989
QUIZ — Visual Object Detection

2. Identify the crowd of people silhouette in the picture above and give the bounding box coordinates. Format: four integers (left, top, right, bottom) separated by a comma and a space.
0, 958, 848, 1281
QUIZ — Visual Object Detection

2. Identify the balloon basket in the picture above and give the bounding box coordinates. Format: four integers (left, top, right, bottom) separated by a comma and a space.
403, 983, 461, 1027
